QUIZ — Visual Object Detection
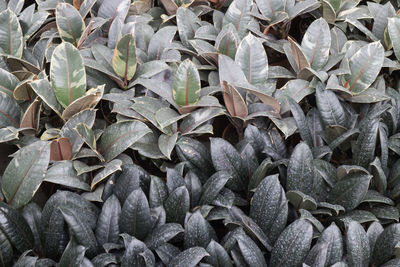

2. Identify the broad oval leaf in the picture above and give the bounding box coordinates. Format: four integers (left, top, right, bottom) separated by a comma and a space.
372, 223, 400, 265
301, 18, 331, 70
58, 238, 86, 267
145, 223, 184, 249
165, 186, 190, 225
95, 195, 121, 246
222, 81, 248, 118
287, 142, 315, 196
346, 221, 370, 267
235, 33, 268, 86
237, 234, 268, 266
270, 219, 313, 267
205, 240, 233, 267
112, 34, 137, 83
0, 9, 23, 58
98, 120, 151, 162
2, 141, 50, 208
343, 41, 384, 94
210, 137, 247, 191
388, 17, 400, 61
328, 172, 372, 211
353, 118, 379, 168
223, 0, 253, 38
184, 210, 216, 249
250, 174, 287, 243
167, 247, 209, 267
0, 68, 19, 97
173, 59, 201, 107
56, 3, 85, 46
0, 91, 21, 128
119, 189, 151, 240
255, 0, 285, 20
176, 7, 201, 49
50, 42, 86, 108
316, 85, 346, 127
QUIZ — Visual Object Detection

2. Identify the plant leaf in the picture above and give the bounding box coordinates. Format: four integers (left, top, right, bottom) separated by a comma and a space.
0, 9, 23, 58
173, 59, 201, 107
222, 81, 248, 118
346, 221, 370, 267
2, 141, 50, 208
112, 34, 137, 83
56, 3, 85, 46
0, 91, 21, 128
167, 247, 209, 267
98, 120, 151, 162
50, 42, 86, 108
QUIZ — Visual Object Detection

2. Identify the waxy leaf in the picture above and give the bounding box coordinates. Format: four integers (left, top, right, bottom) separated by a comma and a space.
388, 17, 400, 61
2, 141, 50, 208
0, 9, 23, 58
50, 42, 86, 108
372, 223, 400, 265
222, 81, 248, 118
270, 219, 313, 267
328, 172, 372, 211
184, 211, 216, 249
173, 59, 201, 107
119, 189, 151, 240
301, 18, 331, 70
346, 221, 370, 267
237, 234, 268, 266
0, 68, 19, 97
30, 78, 63, 118
112, 34, 137, 83
98, 120, 151, 162
250, 174, 287, 243
145, 223, 184, 249
0, 91, 21, 128
255, 0, 285, 20
167, 247, 209, 267
176, 8, 200, 49
316, 85, 346, 127
287, 142, 315, 196
235, 33, 268, 86
223, 0, 253, 38
56, 3, 85, 46
58, 238, 86, 267
165, 186, 190, 225
50, 137, 72, 161
343, 41, 384, 94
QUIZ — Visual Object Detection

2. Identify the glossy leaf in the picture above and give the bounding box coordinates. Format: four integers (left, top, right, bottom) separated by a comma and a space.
50, 42, 86, 108
2, 141, 50, 208
346, 221, 370, 267
56, 3, 85, 46
0, 9, 23, 58
173, 59, 201, 107
222, 81, 248, 118
167, 247, 209, 267
112, 34, 137, 83
0, 91, 21, 128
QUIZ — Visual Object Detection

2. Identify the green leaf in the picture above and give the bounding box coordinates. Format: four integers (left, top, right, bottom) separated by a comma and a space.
288, 97, 313, 147
2, 141, 50, 208
59, 206, 98, 258
176, 7, 200, 49
119, 189, 151, 240
21, 203, 42, 251
184, 210, 215, 249
328, 172, 372, 211
95, 195, 121, 245
149, 176, 168, 208
0, 91, 21, 128
235, 33, 268, 86
223, 0, 253, 38
343, 41, 384, 94
91, 159, 122, 189
56, 3, 85, 46
173, 59, 201, 107
314, 223, 343, 266
165, 186, 190, 225
346, 221, 370, 267
58, 238, 86, 267
270, 219, 313, 267
286, 190, 317, 210
60, 109, 96, 155
167, 247, 209, 267
44, 160, 90, 191
30, 78, 63, 118
158, 133, 178, 160
112, 34, 137, 83
250, 174, 287, 243
353, 118, 379, 168
388, 17, 400, 61
0, 9, 23, 58
287, 142, 315, 196
216, 24, 240, 59
372, 223, 400, 265
210, 137, 247, 191
236, 234, 267, 266
145, 223, 184, 249
316, 85, 346, 127
0, 202, 34, 253
301, 18, 331, 70
50, 42, 86, 108
0, 68, 18, 97
98, 120, 151, 162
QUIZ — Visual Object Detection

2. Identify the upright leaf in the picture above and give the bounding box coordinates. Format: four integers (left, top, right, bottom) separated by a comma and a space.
167, 247, 209, 267
98, 120, 151, 162
316, 85, 346, 127
0, 91, 21, 128
388, 17, 400, 61
270, 219, 313, 267
50, 42, 86, 108
173, 59, 201, 107
353, 118, 379, 168
0, 9, 23, 58
372, 223, 400, 265
2, 141, 50, 208
95, 195, 121, 246
301, 18, 331, 70
222, 81, 248, 118
343, 41, 384, 94
112, 34, 137, 84
346, 221, 370, 267
56, 3, 85, 46
176, 8, 200, 49
223, 0, 253, 38
235, 33, 268, 86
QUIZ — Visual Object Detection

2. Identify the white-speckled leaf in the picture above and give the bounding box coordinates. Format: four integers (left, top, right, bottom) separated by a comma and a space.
346, 221, 370, 267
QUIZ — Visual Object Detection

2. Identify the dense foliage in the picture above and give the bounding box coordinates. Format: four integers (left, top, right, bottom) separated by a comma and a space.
2, 0, 400, 266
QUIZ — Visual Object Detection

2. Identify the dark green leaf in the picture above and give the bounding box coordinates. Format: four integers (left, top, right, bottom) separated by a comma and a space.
167, 247, 209, 267
165, 186, 190, 225
346, 221, 370, 267
95, 195, 121, 246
